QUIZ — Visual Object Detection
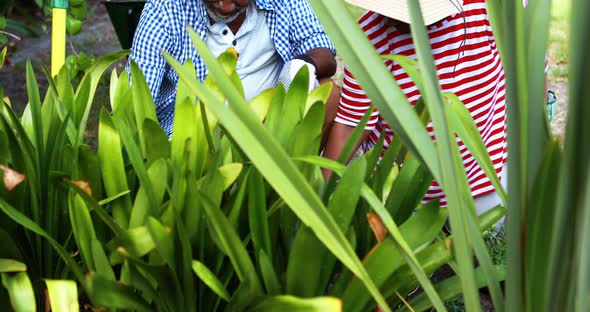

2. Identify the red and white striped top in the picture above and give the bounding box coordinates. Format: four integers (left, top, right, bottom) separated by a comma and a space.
335, 0, 507, 206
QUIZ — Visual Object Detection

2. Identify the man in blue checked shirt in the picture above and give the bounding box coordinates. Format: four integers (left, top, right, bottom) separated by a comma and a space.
129, 0, 340, 137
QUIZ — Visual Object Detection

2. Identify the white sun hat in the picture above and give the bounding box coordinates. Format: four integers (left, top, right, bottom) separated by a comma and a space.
345, 0, 462, 26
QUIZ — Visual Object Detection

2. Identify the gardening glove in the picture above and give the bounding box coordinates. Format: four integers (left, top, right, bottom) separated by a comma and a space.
278, 57, 319, 93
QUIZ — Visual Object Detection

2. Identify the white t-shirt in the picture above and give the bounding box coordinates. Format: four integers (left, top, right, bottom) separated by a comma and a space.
205, 4, 282, 101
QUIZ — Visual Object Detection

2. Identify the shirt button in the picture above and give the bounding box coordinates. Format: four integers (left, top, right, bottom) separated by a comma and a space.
222, 29, 228, 35
232, 40, 237, 46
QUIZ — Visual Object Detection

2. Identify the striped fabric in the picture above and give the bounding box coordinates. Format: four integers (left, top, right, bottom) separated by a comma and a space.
335, 0, 507, 206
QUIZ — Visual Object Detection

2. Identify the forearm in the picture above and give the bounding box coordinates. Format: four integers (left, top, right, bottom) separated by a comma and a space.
323, 122, 370, 163
305, 47, 337, 79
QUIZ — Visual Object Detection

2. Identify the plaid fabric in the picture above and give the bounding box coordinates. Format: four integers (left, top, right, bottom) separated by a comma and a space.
129, 0, 335, 136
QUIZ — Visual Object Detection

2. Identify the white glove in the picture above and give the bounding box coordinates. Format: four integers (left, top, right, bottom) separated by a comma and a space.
277, 58, 320, 93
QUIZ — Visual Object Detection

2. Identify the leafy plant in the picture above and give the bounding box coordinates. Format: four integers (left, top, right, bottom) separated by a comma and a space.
0, 50, 127, 305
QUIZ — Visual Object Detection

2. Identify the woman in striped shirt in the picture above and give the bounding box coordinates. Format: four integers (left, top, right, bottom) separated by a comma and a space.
324, 0, 508, 216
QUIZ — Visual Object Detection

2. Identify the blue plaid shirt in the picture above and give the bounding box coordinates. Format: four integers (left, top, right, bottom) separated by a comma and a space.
129, 0, 336, 136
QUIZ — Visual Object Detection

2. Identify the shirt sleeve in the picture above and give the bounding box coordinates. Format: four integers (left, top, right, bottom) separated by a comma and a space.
335, 66, 380, 131
288, 0, 336, 57
128, 1, 175, 102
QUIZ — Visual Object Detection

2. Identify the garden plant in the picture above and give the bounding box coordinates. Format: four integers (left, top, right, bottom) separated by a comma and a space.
0, 0, 588, 311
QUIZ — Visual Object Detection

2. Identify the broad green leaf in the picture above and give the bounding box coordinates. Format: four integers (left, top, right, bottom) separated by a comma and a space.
524, 140, 560, 311
384, 154, 432, 224
304, 80, 333, 116
219, 163, 243, 190
69, 194, 97, 271
130, 159, 168, 227
112, 69, 131, 115
171, 97, 198, 177
143, 119, 171, 164
73, 74, 91, 127
45, 280, 78, 312
98, 108, 131, 227
167, 29, 391, 311
192, 260, 230, 301
90, 239, 115, 281
129, 61, 158, 156
0, 259, 26, 272
146, 217, 176, 272
249, 88, 273, 121
122, 226, 156, 257
248, 295, 342, 312
1, 272, 35, 312
109, 68, 119, 107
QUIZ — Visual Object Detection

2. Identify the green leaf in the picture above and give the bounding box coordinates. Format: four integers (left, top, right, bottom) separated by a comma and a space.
249, 88, 273, 121
69, 193, 97, 271
129, 61, 159, 156
219, 163, 243, 190
248, 295, 342, 312
384, 154, 432, 224
192, 260, 231, 301
287, 158, 366, 297
90, 239, 116, 281
98, 108, 131, 228
248, 170, 272, 260
129, 159, 168, 227
1, 272, 36, 312
0, 259, 26, 273
45, 280, 79, 312
87, 273, 152, 311
305, 81, 333, 116
258, 250, 281, 295
146, 217, 176, 272
143, 119, 171, 164
196, 190, 263, 295
25, 61, 44, 173
111, 68, 131, 114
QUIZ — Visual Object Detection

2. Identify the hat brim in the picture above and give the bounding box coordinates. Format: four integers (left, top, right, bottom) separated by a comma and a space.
345, 0, 461, 25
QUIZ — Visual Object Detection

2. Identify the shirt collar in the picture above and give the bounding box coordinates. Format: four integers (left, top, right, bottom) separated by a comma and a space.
197, 0, 274, 17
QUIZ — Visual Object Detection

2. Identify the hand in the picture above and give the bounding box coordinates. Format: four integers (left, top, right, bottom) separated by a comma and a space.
277, 58, 319, 93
